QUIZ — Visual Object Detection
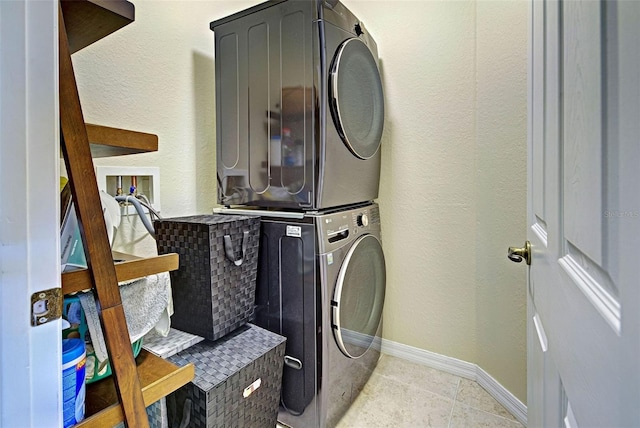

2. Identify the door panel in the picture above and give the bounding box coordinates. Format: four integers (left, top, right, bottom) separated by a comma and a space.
563, 0, 604, 266
531, 0, 546, 231
528, 0, 639, 426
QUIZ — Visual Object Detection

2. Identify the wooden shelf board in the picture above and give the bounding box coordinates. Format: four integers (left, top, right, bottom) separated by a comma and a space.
61, 0, 135, 54
62, 253, 179, 294
76, 350, 195, 427
86, 124, 158, 157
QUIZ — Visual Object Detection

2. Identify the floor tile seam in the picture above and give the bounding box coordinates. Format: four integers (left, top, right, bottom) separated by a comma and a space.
451, 400, 521, 425
455, 379, 520, 422
454, 399, 519, 422
370, 371, 461, 403
446, 377, 461, 428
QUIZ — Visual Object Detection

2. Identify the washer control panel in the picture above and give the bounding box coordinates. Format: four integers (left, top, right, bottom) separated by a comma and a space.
316, 204, 380, 253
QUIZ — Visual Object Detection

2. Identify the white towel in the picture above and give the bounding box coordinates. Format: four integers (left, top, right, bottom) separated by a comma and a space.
78, 271, 172, 364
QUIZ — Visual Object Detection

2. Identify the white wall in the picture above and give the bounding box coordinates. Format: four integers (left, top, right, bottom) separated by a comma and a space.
346, 0, 480, 362
73, 0, 528, 403
73, 0, 258, 256
345, 0, 528, 401
475, 0, 528, 402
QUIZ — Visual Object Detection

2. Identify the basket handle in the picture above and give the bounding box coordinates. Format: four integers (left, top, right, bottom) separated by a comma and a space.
223, 230, 249, 266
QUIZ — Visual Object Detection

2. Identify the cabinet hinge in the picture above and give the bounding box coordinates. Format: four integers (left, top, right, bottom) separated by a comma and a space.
31, 288, 63, 326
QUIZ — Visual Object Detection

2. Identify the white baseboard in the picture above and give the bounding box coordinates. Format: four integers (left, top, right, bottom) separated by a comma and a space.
381, 338, 477, 379
476, 366, 527, 426
380, 339, 527, 427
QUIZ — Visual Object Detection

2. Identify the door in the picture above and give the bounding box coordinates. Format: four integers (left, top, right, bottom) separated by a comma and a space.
329, 38, 385, 160
332, 234, 386, 359
0, 1, 62, 426
526, 1, 640, 427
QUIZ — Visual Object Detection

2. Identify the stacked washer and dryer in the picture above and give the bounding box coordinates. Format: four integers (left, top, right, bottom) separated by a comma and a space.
210, 1, 386, 426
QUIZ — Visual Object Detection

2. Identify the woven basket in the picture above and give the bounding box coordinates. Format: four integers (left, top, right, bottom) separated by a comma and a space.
155, 214, 260, 341
166, 324, 286, 428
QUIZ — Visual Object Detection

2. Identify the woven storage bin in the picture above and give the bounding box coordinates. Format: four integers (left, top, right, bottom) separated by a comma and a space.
146, 398, 168, 428
166, 324, 286, 428
155, 214, 260, 341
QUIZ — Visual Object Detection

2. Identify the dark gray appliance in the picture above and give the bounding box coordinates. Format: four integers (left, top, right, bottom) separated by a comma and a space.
210, 0, 384, 210
223, 203, 385, 427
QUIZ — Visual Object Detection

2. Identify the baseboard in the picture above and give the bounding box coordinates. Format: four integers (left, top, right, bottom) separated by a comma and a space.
476, 366, 527, 426
381, 338, 477, 379
380, 339, 527, 426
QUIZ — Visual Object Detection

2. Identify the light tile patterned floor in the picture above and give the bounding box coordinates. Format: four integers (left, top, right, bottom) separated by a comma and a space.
335, 354, 524, 428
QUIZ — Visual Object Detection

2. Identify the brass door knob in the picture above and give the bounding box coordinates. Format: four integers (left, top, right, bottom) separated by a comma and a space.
508, 241, 531, 265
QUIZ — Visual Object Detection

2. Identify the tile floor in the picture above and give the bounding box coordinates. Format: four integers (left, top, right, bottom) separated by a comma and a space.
335, 354, 525, 428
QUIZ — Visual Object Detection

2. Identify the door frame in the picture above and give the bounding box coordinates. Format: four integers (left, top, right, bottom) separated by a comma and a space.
0, 1, 61, 426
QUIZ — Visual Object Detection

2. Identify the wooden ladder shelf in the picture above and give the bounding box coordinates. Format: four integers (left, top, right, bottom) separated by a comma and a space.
58, 1, 193, 426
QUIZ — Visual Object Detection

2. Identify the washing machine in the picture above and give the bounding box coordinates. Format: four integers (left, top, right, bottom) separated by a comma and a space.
219, 203, 385, 427
210, 0, 385, 210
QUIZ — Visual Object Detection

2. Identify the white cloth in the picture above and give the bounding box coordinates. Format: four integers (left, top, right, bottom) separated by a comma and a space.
78, 271, 172, 363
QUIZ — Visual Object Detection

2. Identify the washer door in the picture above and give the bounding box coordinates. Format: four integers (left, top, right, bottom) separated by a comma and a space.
329, 38, 384, 160
332, 234, 386, 359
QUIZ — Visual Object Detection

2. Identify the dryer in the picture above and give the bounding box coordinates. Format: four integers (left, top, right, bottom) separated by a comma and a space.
238, 202, 386, 427
210, 0, 384, 210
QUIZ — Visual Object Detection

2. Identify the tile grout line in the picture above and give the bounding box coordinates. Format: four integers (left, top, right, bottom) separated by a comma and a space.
447, 377, 461, 428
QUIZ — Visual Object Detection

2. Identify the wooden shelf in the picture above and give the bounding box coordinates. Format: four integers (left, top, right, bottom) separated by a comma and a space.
86, 124, 158, 157
58, 1, 181, 425
61, 0, 135, 54
75, 350, 195, 427
62, 253, 179, 294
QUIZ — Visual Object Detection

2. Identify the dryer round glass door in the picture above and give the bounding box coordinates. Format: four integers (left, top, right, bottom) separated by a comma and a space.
332, 234, 386, 359
329, 38, 384, 160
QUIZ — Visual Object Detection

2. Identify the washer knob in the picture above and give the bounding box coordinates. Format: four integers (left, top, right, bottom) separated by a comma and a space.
357, 213, 369, 227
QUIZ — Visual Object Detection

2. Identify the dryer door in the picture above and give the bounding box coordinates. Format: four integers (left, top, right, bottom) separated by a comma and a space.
329, 38, 384, 160
332, 234, 386, 359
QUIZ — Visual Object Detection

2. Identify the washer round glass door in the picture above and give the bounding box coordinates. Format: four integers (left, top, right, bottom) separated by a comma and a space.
332, 234, 386, 359
330, 38, 384, 160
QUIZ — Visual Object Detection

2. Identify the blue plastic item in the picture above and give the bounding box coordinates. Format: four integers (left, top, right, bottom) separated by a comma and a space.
62, 338, 86, 427
62, 295, 143, 384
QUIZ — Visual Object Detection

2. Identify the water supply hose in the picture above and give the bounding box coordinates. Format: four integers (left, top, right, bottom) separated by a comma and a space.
115, 195, 156, 238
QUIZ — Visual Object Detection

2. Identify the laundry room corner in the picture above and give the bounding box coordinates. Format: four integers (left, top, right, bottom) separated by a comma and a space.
343, 0, 528, 405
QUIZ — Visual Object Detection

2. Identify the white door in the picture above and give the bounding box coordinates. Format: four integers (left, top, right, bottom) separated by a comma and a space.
525, 0, 640, 427
0, 1, 62, 427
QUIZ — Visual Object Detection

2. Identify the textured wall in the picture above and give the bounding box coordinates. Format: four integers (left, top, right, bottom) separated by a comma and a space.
73, 0, 258, 256
474, 1, 528, 402
73, 0, 528, 403
344, 0, 528, 402
344, 0, 479, 364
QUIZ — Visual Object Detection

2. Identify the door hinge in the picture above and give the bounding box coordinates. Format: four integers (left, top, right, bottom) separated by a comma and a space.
31, 288, 63, 326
